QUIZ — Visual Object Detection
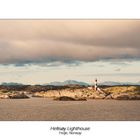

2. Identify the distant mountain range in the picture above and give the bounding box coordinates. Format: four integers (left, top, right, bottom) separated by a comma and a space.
1, 80, 140, 86
1, 82, 24, 86
99, 81, 140, 86
47, 80, 140, 86
46, 80, 89, 86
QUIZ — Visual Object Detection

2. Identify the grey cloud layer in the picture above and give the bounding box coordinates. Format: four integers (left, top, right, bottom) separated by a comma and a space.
0, 20, 140, 65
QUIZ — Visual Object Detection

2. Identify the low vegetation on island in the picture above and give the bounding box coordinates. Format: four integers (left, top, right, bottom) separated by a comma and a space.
0, 83, 140, 100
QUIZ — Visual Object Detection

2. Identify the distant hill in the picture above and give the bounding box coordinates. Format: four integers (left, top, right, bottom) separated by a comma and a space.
1, 82, 24, 86
99, 81, 122, 86
136, 81, 140, 85
47, 80, 89, 86
100, 81, 140, 86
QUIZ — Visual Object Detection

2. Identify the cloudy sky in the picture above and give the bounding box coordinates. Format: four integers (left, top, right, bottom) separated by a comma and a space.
0, 20, 140, 84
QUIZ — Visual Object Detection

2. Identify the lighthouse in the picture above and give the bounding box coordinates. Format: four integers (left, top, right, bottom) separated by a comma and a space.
94, 78, 98, 91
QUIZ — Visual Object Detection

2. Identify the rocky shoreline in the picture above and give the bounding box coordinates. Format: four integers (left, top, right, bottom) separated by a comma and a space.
33, 86, 140, 100
0, 86, 140, 100
0, 91, 30, 99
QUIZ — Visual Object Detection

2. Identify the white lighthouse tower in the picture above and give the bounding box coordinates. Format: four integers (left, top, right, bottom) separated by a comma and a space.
94, 78, 98, 91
